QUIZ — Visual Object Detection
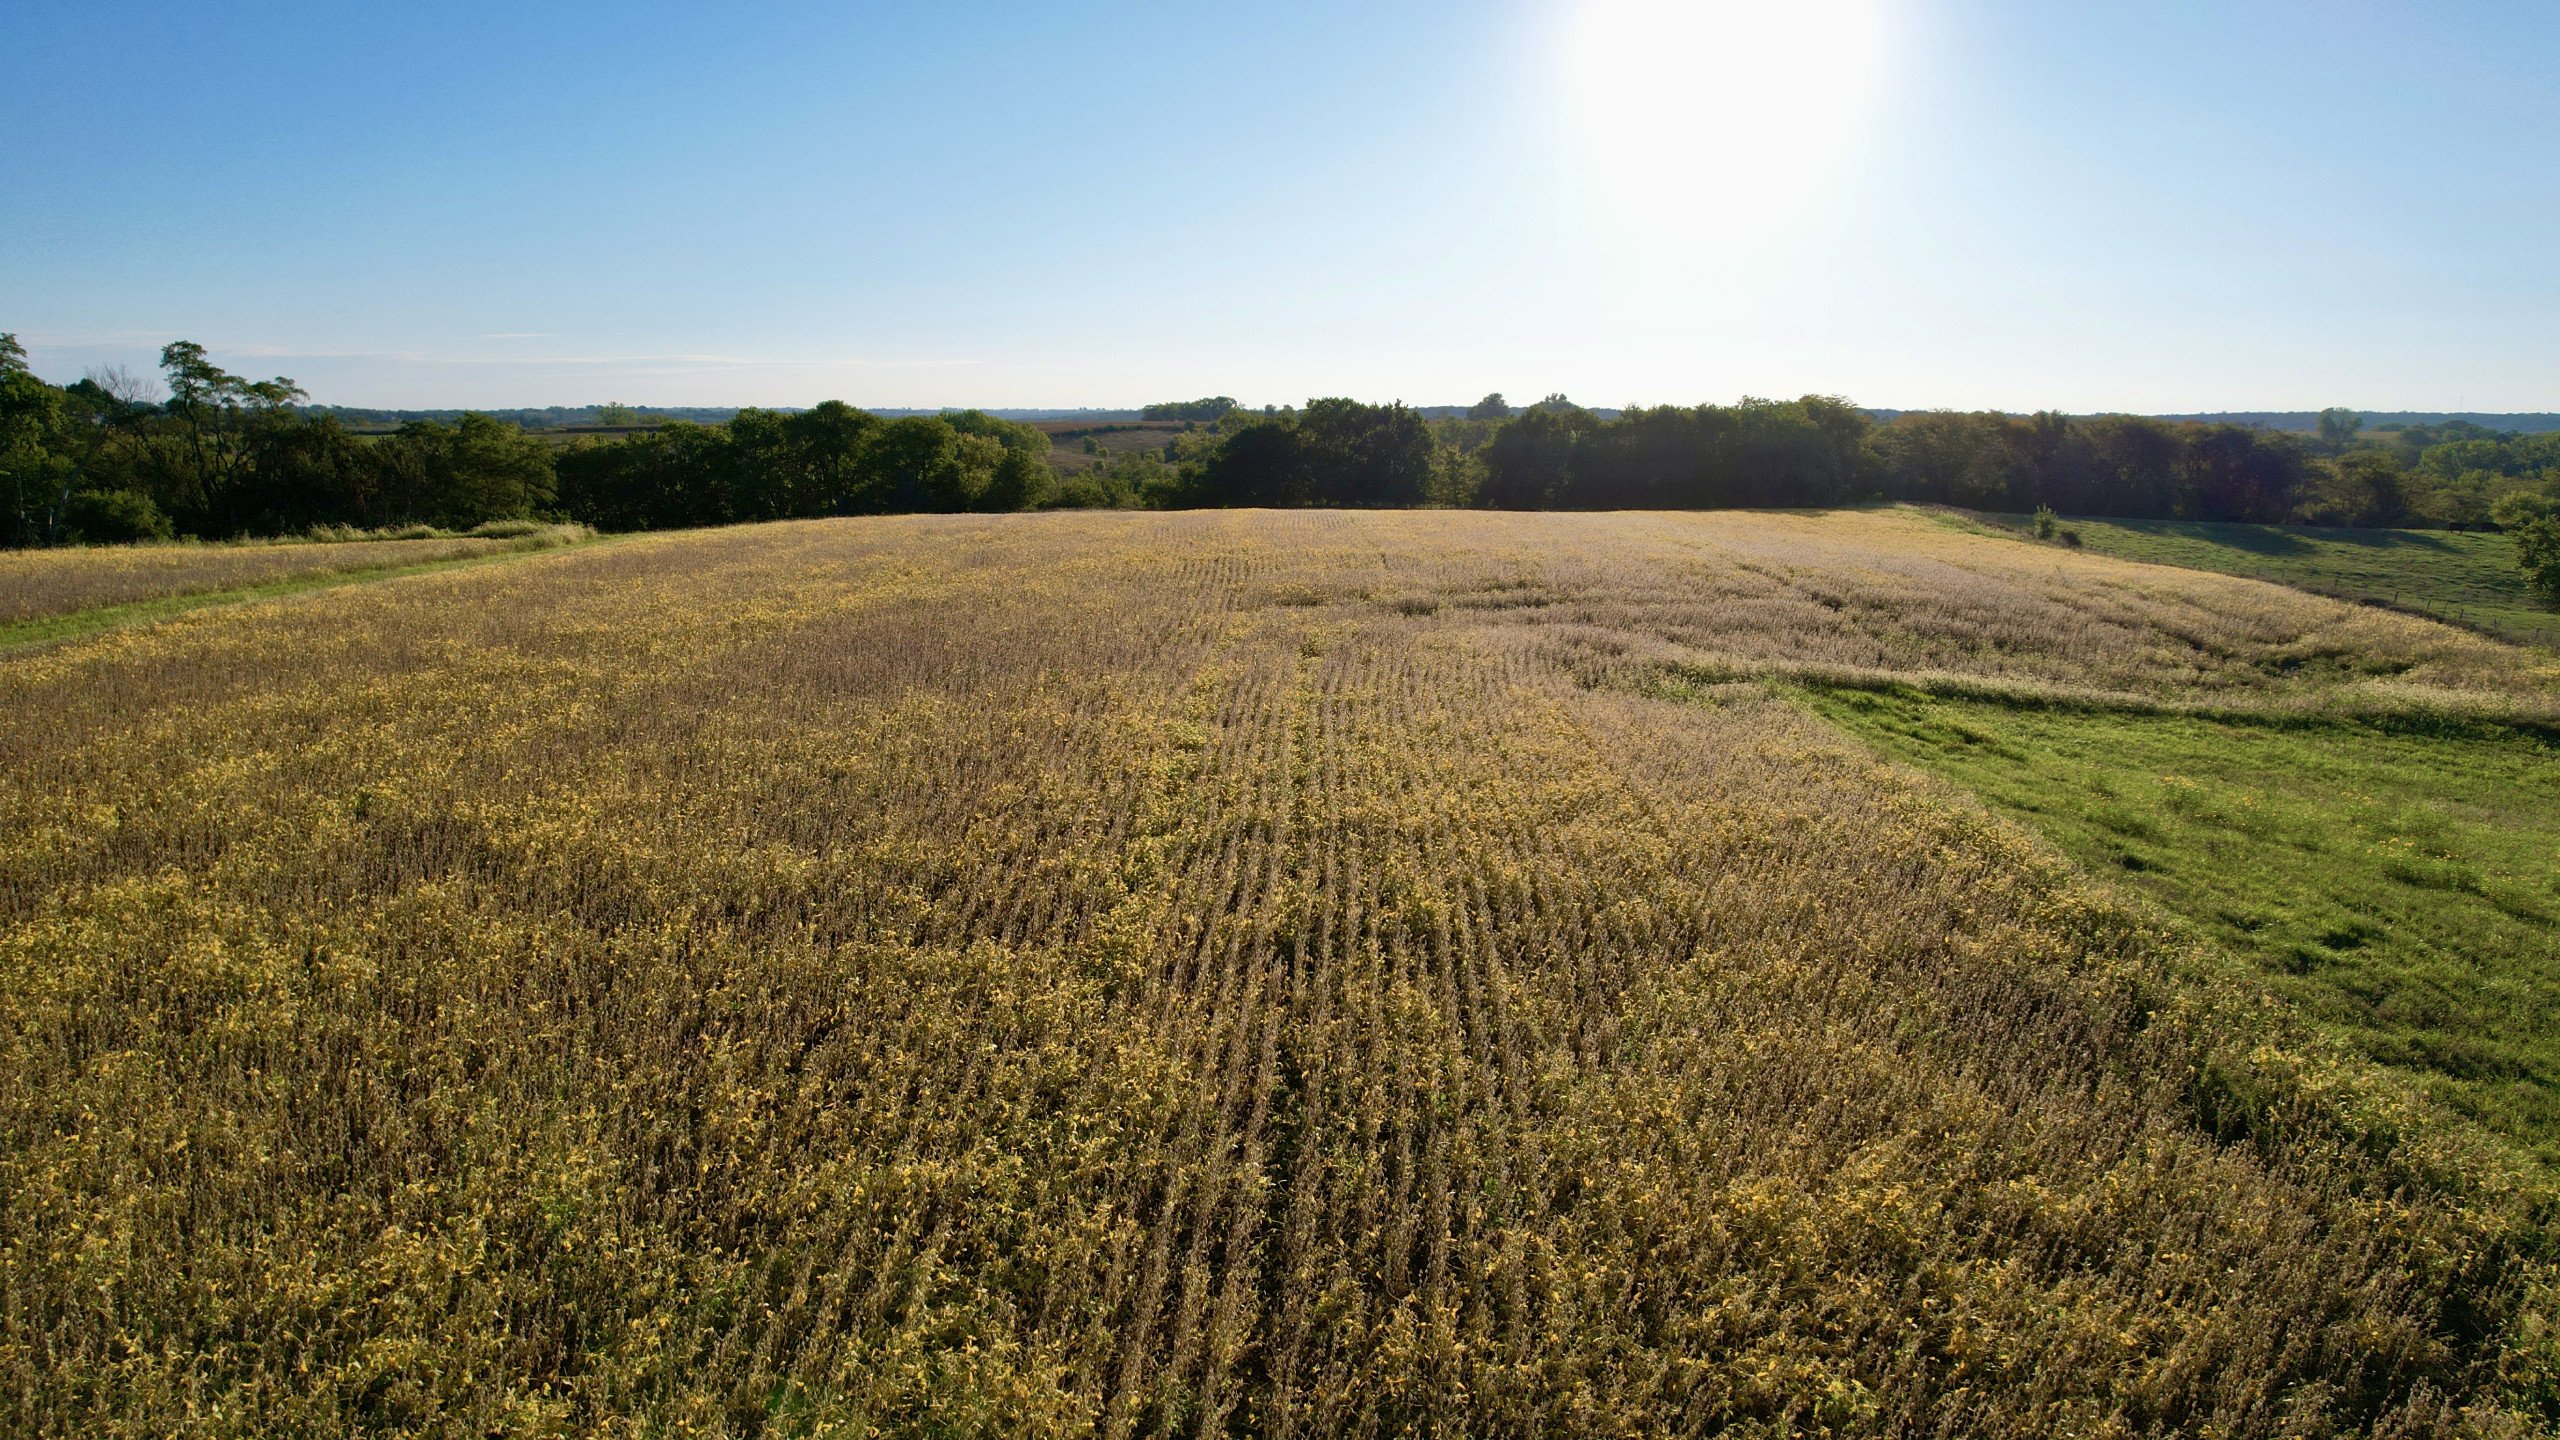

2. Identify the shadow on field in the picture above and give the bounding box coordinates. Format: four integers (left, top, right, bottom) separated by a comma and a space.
2097, 518, 2465, 556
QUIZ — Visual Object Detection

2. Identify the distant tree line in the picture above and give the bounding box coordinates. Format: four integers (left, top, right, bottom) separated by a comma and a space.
307, 403, 753, 429
553, 404, 1051, 530
7, 338, 2558, 600
1134, 397, 2557, 602
1141, 397, 1238, 423
0, 338, 1051, 544
1, 338, 554, 545
1145, 395, 2560, 534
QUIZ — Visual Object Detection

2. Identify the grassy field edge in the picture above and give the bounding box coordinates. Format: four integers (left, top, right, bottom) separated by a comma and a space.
1789, 676, 2560, 1181
1926, 506, 2560, 651
0, 530, 614, 652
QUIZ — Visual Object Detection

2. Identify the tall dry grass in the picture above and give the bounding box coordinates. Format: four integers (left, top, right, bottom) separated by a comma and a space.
0, 525, 590, 625
1, 510, 2551, 1436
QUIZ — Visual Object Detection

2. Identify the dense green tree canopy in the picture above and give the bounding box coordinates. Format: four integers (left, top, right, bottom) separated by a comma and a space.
1164, 400, 1434, 509
2514, 516, 2560, 607
1142, 396, 1238, 422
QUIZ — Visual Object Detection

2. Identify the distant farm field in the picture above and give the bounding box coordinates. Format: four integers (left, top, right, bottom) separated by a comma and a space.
1045, 422, 1183, 474
5, 510, 2557, 1436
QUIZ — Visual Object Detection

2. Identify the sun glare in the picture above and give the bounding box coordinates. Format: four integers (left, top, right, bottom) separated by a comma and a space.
1569, 0, 1888, 263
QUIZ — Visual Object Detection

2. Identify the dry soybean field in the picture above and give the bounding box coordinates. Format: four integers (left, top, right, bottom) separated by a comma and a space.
6, 509, 2560, 1437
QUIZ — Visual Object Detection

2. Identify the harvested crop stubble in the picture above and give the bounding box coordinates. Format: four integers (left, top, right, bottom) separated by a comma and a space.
0, 527, 585, 625
0, 509, 2551, 1437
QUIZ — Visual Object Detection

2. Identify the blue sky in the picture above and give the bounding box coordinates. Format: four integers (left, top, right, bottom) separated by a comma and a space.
5, 1, 2555, 412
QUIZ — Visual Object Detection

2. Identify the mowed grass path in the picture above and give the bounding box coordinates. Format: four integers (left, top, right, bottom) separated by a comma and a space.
0, 527, 599, 650
1813, 688, 2560, 1161
1942, 509, 2560, 650
5, 510, 2557, 1435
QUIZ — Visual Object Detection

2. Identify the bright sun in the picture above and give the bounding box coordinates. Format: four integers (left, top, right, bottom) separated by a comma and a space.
1568, 0, 1888, 261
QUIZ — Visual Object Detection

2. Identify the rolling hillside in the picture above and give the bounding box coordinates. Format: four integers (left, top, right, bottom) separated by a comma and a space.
1943, 509, 2560, 651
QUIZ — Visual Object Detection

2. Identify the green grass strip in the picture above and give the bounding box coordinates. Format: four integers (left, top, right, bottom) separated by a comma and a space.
1801, 679, 2560, 1168
1933, 508, 2560, 651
